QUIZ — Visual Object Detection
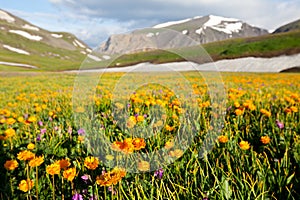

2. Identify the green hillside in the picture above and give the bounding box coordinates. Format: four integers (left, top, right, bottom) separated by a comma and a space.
102, 30, 300, 69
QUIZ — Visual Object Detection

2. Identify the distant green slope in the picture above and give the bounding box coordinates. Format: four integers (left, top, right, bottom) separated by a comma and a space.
100, 30, 300, 69
0, 9, 90, 71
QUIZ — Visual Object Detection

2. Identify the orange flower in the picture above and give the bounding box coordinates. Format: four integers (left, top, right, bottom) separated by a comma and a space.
4, 128, 16, 138
169, 149, 184, 158
239, 141, 250, 150
46, 162, 61, 175
218, 135, 228, 143
19, 179, 34, 192
4, 160, 18, 170
165, 124, 174, 131
96, 167, 126, 186
164, 140, 174, 149
137, 161, 150, 171
132, 138, 146, 150
63, 168, 76, 182
260, 136, 271, 145
84, 156, 99, 170
59, 159, 71, 170
17, 150, 35, 161
136, 115, 144, 122
260, 109, 271, 117
112, 141, 123, 152
29, 156, 44, 167
235, 108, 244, 116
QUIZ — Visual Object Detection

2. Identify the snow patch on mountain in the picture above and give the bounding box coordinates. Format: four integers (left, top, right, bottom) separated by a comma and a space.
182, 30, 188, 35
74, 39, 86, 48
51, 33, 63, 38
153, 18, 192, 28
22, 24, 40, 31
9, 30, 43, 41
0, 10, 15, 23
88, 54, 102, 61
3, 44, 30, 55
203, 15, 243, 34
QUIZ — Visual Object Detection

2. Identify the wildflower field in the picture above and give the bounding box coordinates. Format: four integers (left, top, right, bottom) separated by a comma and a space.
0, 72, 299, 199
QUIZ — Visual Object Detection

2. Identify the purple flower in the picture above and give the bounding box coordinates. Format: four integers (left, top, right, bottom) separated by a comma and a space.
72, 193, 83, 200
143, 114, 148, 118
38, 121, 43, 126
134, 113, 139, 117
36, 134, 42, 142
24, 114, 28, 120
54, 126, 59, 131
81, 174, 90, 184
78, 128, 85, 136
40, 128, 46, 134
276, 120, 284, 129
154, 168, 164, 179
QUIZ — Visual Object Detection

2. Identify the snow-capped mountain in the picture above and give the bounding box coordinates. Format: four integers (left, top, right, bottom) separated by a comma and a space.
98, 15, 269, 55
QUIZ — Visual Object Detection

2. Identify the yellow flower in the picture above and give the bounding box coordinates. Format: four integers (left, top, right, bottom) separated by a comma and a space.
17, 116, 24, 123
84, 156, 99, 170
260, 136, 271, 145
63, 168, 77, 182
218, 135, 228, 143
29, 156, 44, 167
17, 150, 35, 161
6, 117, 16, 125
137, 161, 150, 171
105, 154, 114, 161
46, 162, 61, 175
169, 149, 184, 158
27, 143, 35, 150
4, 160, 18, 170
290, 106, 298, 112
4, 128, 16, 138
19, 179, 34, 192
239, 141, 250, 150
27, 116, 37, 123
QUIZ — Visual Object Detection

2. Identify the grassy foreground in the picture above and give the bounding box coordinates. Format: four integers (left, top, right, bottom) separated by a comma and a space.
0, 72, 299, 199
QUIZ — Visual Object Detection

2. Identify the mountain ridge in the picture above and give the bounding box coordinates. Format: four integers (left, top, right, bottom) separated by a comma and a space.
98, 15, 269, 55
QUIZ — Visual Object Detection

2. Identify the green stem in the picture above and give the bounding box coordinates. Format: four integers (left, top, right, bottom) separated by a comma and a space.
36, 167, 38, 200
52, 175, 55, 200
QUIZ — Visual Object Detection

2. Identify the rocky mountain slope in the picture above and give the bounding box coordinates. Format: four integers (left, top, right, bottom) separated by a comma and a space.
273, 18, 300, 33
98, 15, 269, 55
0, 9, 91, 70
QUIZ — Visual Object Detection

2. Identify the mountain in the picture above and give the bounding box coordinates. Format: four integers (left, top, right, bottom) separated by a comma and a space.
273, 18, 300, 33
0, 9, 92, 70
98, 15, 269, 55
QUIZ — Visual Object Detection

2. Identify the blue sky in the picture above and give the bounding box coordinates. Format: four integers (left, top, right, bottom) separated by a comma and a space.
1, 0, 300, 48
